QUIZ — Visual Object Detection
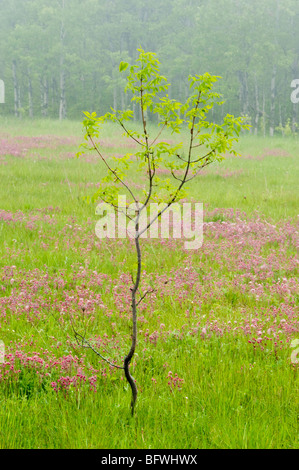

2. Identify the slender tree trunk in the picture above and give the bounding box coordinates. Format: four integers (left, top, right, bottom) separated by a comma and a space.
92, 72, 97, 110
291, 56, 299, 133
238, 70, 249, 117
41, 77, 48, 117
59, 57, 67, 120
254, 74, 259, 135
28, 72, 33, 118
59, 1, 67, 120
124, 227, 141, 416
52, 77, 57, 113
269, 64, 277, 137
17, 84, 21, 117
113, 87, 117, 111
269, 0, 280, 137
0, 79, 4, 104
12, 60, 19, 117
278, 102, 283, 135
244, 73, 249, 117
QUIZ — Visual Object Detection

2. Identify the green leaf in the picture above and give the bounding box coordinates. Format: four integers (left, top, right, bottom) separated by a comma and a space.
119, 61, 129, 73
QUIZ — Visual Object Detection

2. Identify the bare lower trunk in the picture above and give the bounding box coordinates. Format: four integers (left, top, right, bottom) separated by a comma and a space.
262, 88, 266, 137
59, 63, 67, 120
270, 2, 280, 137
12, 60, 19, 117
291, 56, 299, 133
254, 74, 259, 135
59, 1, 67, 120
113, 87, 117, 111
0, 79, 4, 104
124, 232, 141, 416
278, 102, 283, 134
28, 75, 33, 118
269, 65, 277, 137
52, 77, 57, 110
238, 70, 249, 117
41, 77, 48, 117
17, 85, 21, 117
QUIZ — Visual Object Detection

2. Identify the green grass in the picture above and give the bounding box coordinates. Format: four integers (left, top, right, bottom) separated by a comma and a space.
0, 117, 298, 449
0, 344, 296, 449
0, 118, 298, 220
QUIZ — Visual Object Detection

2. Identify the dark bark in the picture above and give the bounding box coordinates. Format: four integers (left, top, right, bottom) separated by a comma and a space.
124, 233, 140, 416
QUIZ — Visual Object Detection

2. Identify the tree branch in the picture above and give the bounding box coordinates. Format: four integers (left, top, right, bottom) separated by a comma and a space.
116, 118, 143, 146
70, 315, 124, 370
88, 133, 138, 205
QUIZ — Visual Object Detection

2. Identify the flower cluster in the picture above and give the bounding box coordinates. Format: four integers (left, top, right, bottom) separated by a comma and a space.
167, 371, 184, 392
0, 205, 298, 395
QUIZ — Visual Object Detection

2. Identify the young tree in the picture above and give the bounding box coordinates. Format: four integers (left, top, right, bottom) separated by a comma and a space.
75, 49, 249, 415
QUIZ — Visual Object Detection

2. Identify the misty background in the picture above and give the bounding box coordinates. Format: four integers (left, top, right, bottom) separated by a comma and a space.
0, 0, 298, 136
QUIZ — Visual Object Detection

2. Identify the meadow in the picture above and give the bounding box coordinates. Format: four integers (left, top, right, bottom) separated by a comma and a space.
0, 117, 298, 449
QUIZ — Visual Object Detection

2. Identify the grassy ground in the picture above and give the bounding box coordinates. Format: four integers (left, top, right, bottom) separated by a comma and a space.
0, 117, 298, 449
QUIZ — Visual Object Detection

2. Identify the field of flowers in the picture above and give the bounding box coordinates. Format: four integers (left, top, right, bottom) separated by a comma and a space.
0, 119, 298, 449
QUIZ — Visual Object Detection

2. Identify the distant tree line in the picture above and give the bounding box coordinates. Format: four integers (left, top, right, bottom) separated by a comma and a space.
0, 0, 298, 135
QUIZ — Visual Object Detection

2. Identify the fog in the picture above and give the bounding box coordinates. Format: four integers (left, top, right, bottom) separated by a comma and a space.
0, 0, 298, 136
